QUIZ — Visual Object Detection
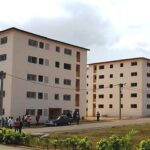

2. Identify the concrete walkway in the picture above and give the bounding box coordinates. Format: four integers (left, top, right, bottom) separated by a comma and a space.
23, 117, 150, 135
0, 145, 36, 150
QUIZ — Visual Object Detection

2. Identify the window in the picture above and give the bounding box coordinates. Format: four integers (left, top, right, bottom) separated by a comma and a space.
76, 52, 80, 62
109, 94, 113, 98
0, 91, 5, 97
99, 85, 104, 89
37, 109, 42, 115
131, 93, 137, 97
39, 58, 44, 65
99, 75, 104, 79
54, 94, 59, 100
147, 62, 150, 67
0, 54, 7, 61
64, 63, 71, 70
131, 83, 137, 87
76, 64, 80, 77
147, 105, 150, 109
43, 109, 48, 116
28, 39, 38, 47
131, 72, 137, 76
110, 64, 113, 68
56, 46, 60, 52
76, 79, 80, 91
147, 73, 150, 77
45, 59, 49, 66
27, 91, 36, 99
109, 84, 113, 88
147, 84, 150, 88
98, 104, 104, 108
121, 94, 123, 98
131, 62, 137, 66
120, 84, 123, 87
38, 75, 43, 82
110, 74, 113, 78
55, 61, 60, 68
44, 76, 49, 83
131, 104, 137, 108
27, 74, 36, 81
38, 92, 43, 99
26, 109, 35, 115
120, 63, 124, 67
39, 42, 44, 48
75, 94, 80, 106
28, 56, 37, 64
63, 94, 71, 101
64, 48, 72, 55
64, 79, 71, 85
120, 73, 123, 77
45, 43, 49, 50
0, 37, 7, 44
99, 94, 104, 98
147, 94, 150, 98
99, 65, 104, 69
55, 78, 59, 84
109, 104, 113, 108
44, 93, 48, 100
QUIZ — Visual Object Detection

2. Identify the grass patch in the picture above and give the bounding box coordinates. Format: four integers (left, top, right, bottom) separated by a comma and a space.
47, 123, 150, 147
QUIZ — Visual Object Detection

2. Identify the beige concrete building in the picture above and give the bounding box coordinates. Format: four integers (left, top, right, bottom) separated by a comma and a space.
0, 27, 88, 122
87, 58, 150, 118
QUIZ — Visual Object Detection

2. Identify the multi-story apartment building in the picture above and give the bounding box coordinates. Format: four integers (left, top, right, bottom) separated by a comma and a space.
0, 27, 88, 122
87, 58, 150, 118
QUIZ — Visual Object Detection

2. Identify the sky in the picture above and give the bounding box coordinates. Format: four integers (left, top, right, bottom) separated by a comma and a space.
0, 0, 150, 63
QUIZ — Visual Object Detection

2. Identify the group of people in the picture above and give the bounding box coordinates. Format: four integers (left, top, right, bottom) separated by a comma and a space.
1, 114, 33, 133
65, 110, 80, 125
1, 116, 23, 133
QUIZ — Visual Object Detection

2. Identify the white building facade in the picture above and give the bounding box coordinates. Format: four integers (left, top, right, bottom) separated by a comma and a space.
0, 27, 88, 122
87, 58, 150, 118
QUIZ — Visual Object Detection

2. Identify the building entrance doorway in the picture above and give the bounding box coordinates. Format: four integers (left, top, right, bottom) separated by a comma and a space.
49, 108, 62, 120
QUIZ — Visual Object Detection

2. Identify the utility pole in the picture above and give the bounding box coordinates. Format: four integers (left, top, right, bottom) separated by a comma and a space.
119, 83, 122, 120
0, 71, 4, 116
119, 83, 126, 120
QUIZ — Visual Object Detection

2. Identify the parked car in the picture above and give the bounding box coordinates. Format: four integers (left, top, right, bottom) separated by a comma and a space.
45, 115, 73, 126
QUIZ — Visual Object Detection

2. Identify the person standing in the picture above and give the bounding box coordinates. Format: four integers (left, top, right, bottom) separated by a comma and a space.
14, 118, 20, 132
8, 117, 13, 129
18, 118, 23, 134
96, 112, 100, 121
1, 117, 5, 127
76, 112, 80, 125
36, 115, 40, 125
5, 117, 8, 127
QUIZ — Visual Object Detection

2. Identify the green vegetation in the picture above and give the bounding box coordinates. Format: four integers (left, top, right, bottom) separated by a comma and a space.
0, 128, 30, 145
0, 124, 150, 149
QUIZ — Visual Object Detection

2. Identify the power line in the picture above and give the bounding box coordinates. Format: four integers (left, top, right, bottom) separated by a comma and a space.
5, 72, 150, 94
6, 72, 119, 91
123, 85, 150, 94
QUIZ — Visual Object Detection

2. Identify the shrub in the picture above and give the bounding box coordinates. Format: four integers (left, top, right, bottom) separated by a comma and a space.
0, 128, 29, 145
96, 130, 137, 150
78, 137, 92, 150
139, 139, 150, 150
50, 139, 60, 150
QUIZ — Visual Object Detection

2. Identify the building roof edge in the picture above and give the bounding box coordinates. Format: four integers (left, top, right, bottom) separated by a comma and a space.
0, 27, 90, 51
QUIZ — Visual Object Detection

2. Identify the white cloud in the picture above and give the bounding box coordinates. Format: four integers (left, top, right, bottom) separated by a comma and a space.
0, 0, 66, 23
0, 0, 150, 62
